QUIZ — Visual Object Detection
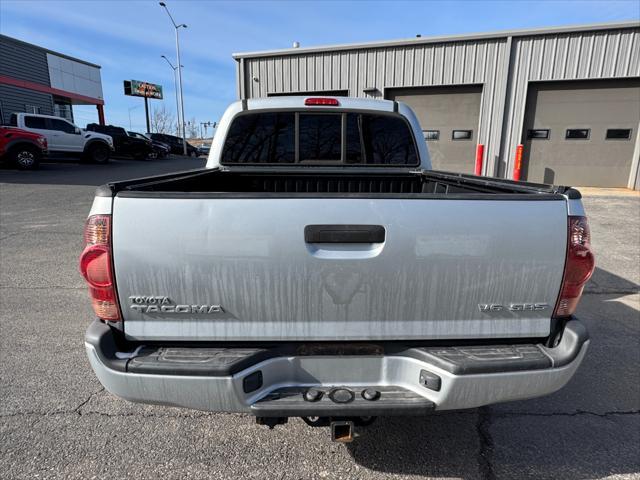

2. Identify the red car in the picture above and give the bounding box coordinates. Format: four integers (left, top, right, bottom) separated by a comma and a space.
0, 126, 48, 170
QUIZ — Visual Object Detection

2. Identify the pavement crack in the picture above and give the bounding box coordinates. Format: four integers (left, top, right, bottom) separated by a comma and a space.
0, 410, 51, 418
78, 410, 217, 419
476, 407, 495, 480
0, 410, 212, 419
0, 388, 105, 419
74, 387, 105, 415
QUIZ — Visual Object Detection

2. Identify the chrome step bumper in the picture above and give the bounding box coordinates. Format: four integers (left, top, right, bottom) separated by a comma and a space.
85, 319, 588, 414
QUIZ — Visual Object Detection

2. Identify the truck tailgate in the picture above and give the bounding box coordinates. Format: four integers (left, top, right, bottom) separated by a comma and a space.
113, 196, 567, 341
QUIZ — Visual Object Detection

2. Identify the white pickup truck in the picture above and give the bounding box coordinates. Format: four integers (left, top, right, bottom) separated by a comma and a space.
10, 113, 114, 163
81, 97, 594, 442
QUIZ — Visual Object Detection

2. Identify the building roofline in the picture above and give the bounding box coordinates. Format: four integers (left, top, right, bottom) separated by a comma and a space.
0, 34, 102, 69
232, 20, 640, 60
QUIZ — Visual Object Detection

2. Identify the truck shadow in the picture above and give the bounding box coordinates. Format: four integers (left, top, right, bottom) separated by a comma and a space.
345, 412, 482, 478
346, 267, 639, 479
586, 265, 640, 295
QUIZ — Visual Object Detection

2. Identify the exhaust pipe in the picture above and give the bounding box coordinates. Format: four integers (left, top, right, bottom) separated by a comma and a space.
331, 420, 354, 443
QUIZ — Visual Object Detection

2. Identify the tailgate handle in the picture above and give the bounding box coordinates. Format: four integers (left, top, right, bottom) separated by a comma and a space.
304, 225, 385, 243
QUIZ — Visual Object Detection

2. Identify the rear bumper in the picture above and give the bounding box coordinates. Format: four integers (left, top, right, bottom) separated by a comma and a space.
85, 319, 588, 415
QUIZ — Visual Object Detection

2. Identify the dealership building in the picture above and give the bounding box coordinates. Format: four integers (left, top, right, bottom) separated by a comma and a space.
0, 35, 105, 126
234, 21, 640, 189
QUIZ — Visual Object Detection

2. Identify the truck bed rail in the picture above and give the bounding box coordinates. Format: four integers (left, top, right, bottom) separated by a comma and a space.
98, 168, 575, 199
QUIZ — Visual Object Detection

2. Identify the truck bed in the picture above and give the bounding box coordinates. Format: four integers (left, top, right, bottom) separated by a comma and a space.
103, 168, 573, 198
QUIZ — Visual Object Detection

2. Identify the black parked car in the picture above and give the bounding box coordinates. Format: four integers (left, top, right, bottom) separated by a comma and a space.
87, 124, 153, 160
128, 131, 170, 158
147, 133, 198, 157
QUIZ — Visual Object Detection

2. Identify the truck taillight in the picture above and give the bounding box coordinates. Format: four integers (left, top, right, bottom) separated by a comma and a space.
79, 215, 121, 321
554, 216, 595, 317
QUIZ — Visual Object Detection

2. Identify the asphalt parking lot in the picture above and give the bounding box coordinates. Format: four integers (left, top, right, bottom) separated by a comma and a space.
1, 156, 638, 480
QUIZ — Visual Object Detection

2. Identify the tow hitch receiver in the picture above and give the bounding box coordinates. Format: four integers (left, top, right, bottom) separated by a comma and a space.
331, 420, 355, 443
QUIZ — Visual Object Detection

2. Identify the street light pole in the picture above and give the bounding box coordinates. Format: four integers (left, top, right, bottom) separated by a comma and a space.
175, 29, 187, 155
161, 55, 182, 137
159, 2, 188, 155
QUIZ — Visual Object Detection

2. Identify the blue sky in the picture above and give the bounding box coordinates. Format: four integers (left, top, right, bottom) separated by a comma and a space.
1, 0, 638, 134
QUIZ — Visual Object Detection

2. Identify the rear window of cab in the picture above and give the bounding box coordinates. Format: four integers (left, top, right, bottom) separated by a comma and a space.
220, 111, 418, 166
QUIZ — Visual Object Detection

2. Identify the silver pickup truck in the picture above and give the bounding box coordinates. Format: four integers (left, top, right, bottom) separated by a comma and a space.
81, 97, 594, 441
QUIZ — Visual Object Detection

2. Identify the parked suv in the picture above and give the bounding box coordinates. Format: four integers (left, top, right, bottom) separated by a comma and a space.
148, 132, 198, 156
86, 124, 152, 160
0, 126, 47, 170
10, 113, 113, 163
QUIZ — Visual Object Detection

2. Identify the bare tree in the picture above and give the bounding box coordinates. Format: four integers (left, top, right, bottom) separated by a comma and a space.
150, 104, 176, 134
187, 117, 199, 139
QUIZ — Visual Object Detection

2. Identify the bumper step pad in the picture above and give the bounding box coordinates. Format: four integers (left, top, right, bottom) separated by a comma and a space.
127, 346, 271, 376
250, 386, 435, 417
407, 344, 552, 374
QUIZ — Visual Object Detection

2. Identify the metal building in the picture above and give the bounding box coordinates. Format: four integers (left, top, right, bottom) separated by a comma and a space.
0, 35, 105, 125
233, 22, 640, 189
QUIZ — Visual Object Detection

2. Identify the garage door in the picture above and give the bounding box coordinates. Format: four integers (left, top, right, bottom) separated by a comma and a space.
522, 79, 640, 187
387, 86, 482, 173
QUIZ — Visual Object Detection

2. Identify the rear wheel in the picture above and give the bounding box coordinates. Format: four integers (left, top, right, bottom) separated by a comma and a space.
86, 143, 110, 164
9, 144, 41, 170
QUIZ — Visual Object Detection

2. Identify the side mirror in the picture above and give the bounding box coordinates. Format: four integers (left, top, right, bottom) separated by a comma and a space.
75, 127, 82, 135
